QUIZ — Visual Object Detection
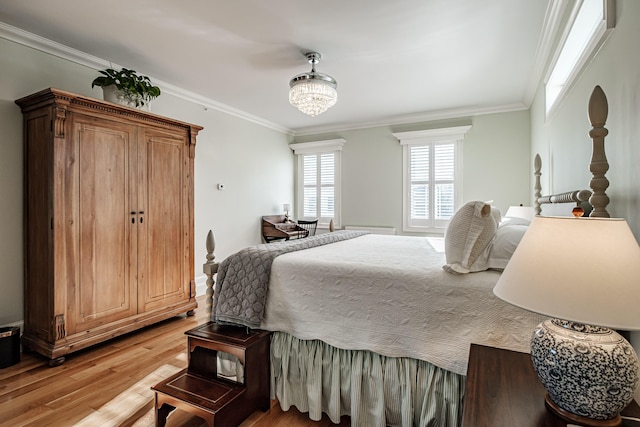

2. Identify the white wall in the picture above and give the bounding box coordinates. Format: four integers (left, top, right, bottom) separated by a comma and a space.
192, 107, 294, 267
529, 0, 640, 399
294, 111, 531, 233
0, 37, 293, 325
463, 111, 531, 209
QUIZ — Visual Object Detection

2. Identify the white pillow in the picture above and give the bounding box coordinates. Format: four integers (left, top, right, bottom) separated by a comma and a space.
487, 224, 528, 271
443, 201, 501, 274
500, 216, 531, 227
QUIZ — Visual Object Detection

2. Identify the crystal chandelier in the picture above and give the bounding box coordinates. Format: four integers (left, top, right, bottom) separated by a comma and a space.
289, 52, 337, 117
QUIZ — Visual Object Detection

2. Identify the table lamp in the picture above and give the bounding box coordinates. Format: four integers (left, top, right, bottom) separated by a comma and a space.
493, 216, 640, 426
283, 203, 291, 223
505, 205, 535, 221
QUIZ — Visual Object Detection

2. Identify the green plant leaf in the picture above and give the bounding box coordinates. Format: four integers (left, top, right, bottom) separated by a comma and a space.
92, 67, 161, 102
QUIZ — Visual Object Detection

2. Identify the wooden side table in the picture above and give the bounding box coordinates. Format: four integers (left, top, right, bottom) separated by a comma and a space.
462, 344, 640, 427
152, 322, 271, 427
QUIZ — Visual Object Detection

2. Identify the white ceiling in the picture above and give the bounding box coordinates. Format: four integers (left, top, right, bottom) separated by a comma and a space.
0, 0, 558, 135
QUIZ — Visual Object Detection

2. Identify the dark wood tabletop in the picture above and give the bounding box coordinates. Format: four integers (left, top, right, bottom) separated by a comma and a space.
461, 344, 640, 427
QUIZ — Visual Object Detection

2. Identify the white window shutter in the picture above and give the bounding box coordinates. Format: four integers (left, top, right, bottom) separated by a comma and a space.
290, 139, 345, 228
395, 126, 470, 233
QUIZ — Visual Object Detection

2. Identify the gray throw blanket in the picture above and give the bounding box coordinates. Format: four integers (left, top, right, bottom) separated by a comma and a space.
212, 230, 369, 328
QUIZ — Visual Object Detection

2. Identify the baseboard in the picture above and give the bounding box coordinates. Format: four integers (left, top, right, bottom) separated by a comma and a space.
195, 274, 208, 297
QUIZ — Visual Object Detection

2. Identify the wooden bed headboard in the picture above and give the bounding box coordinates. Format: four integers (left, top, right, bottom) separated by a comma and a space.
533, 85, 611, 218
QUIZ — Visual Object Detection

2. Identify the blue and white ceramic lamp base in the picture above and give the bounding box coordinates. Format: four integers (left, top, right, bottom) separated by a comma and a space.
530, 319, 640, 427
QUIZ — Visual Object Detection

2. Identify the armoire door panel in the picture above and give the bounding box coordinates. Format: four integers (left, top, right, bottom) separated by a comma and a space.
138, 129, 189, 312
68, 117, 138, 332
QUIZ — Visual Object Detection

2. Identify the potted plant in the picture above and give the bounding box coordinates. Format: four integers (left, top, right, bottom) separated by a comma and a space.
92, 67, 161, 110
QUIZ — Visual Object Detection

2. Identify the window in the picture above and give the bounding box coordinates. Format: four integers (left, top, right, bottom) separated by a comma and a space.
394, 126, 470, 233
545, 0, 614, 116
290, 139, 345, 228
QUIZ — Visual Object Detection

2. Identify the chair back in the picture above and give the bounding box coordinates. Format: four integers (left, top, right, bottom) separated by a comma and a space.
297, 219, 318, 238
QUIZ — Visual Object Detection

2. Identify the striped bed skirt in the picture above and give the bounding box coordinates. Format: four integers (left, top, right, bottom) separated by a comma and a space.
270, 332, 465, 427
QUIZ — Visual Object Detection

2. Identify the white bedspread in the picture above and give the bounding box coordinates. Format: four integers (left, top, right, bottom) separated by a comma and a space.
261, 234, 547, 375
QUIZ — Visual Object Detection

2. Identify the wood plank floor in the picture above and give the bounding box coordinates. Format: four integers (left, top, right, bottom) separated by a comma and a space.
0, 296, 350, 427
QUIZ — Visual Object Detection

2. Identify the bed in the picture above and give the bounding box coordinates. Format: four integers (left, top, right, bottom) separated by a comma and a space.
203, 85, 612, 427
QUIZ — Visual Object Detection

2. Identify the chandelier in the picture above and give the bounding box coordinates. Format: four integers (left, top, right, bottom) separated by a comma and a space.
289, 52, 337, 117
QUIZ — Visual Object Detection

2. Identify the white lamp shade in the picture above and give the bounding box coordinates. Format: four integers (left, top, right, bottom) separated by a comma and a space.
504, 205, 535, 221
493, 216, 640, 330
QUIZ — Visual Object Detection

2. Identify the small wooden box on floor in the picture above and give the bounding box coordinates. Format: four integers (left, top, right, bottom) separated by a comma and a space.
461, 344, 640, 427
152, 322, 271, 427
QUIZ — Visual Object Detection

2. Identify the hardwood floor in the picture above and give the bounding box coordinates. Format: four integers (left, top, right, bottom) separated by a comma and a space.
0, 296, 350, 427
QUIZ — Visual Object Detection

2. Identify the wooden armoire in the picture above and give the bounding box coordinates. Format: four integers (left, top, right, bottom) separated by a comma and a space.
16, 88, 202, 365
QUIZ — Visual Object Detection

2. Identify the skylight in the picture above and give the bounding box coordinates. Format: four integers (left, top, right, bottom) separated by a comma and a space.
545, 0, 614, 116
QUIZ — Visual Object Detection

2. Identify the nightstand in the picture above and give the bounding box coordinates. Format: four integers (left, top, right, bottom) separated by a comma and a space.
461, 344, 640, 427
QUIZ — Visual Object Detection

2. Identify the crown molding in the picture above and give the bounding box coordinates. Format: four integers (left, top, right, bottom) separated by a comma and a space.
0, 22, 292, 135
0, 21, 111, 69
292, 102, 528, 137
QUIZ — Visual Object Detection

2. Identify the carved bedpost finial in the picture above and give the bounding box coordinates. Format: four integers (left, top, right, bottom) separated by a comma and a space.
588, 85, 608, 128
587, 85, 610, 218
203, 230, 219, 315
534, 153, 542, 216
205, 230, 216, 262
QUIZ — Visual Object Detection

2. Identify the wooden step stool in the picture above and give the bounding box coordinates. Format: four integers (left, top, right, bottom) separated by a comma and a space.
152, 322, 271, 427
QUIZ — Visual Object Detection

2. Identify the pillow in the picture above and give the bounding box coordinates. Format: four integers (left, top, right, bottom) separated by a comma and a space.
500, 216, 531, 227
486, 224, 528, 271
443, 201, 501, 274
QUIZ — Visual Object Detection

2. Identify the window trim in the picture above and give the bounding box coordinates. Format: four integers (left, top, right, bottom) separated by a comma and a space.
394, 126, 470, 233
545, 0, 615, 119
290, 139, 346, 228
